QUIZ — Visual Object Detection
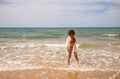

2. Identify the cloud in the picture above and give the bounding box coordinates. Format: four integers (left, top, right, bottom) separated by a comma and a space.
0, 0, 120, 27
1, 0, 120, 14
76, 1, 120, 15
0, 0, 11, 5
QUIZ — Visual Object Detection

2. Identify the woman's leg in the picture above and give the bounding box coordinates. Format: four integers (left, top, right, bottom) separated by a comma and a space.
68, 48, 72, 65
74, 51, 79, 63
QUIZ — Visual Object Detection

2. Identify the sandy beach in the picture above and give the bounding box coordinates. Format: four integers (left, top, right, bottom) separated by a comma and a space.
0, 68, 120, 79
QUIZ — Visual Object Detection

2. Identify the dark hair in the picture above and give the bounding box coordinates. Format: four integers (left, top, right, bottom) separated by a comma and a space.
68, 30, 75, 35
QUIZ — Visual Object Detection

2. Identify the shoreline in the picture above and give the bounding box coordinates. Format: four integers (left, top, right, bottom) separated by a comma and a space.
0, 68, 120, 79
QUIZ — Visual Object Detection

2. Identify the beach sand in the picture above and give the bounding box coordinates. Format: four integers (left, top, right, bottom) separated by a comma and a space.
0, 68, 120, 79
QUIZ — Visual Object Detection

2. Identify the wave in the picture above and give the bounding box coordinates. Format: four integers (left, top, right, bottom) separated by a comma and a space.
0, 35, 61, 39
79, 43, 120, 48
106, 43, 120, 47
79, 43, 101, 48
0, 44, 66, 50
101, 34, 120, 37
1, 43, 120, 50
21, 35, 60, 39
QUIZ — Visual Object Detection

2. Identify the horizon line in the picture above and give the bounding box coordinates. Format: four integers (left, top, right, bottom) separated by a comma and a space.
0, 26, 120, 28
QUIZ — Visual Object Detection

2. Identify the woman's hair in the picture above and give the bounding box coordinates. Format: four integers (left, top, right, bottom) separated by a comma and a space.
68, 30, 75, 35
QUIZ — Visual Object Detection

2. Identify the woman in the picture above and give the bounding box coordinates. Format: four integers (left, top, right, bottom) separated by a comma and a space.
66, 30, 79, 65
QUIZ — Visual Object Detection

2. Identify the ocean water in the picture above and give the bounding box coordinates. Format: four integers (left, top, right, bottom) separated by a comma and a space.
0, 27, 120, 71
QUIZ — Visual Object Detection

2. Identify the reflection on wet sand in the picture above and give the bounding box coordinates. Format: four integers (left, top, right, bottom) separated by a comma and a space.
68, 71, 79, 79
0, 68, 120, 79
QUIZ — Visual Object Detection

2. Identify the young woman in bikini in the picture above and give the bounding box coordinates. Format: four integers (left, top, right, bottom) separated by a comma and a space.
66, 30, 79, 65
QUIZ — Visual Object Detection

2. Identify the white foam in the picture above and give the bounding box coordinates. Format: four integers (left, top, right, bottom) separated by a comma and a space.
0, 42, 120, 72
102, 34, 120, 37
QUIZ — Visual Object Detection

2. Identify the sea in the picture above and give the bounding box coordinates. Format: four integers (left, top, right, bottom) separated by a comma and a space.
0, 27, 120, 71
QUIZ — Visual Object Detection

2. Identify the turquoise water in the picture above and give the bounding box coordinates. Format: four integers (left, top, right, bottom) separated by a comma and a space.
0, 27, 119, 38
0, 27, 120, 44
0, 27, 120, 38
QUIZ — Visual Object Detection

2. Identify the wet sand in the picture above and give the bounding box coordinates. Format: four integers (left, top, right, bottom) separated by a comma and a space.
0, 68, 120, 79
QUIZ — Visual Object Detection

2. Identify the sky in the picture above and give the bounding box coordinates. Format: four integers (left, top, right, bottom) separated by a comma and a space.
0, 0, 120, 27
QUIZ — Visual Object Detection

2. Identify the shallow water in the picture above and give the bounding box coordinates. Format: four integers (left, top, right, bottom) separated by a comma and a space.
0, 43, 120, 71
